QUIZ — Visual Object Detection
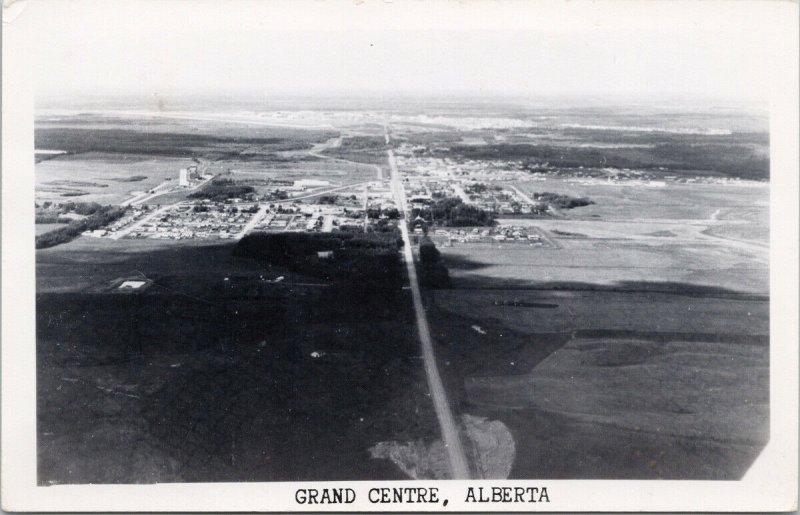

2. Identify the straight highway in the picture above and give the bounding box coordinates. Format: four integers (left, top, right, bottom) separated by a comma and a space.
385, 127, 471, 479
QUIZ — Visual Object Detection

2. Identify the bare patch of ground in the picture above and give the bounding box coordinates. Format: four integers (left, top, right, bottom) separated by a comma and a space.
369, 414, 515, 479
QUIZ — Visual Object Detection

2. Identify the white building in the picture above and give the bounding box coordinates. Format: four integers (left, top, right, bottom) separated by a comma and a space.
179, 168, 190, 187
293, 179, 330, 188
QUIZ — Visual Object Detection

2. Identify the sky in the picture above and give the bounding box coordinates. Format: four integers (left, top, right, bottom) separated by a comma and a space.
14, 0, 792, 102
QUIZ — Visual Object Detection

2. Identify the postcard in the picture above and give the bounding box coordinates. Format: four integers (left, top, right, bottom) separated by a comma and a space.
2, 0, 797, 511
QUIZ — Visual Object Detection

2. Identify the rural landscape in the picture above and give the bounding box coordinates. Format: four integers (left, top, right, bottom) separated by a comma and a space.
35, 97, 769, 483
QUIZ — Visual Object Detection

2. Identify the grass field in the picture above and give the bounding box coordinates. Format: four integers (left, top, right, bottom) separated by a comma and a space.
426, 287, 768, 479
438, 179, 768, 294
422, 175, 769, 479
220, 159, 378, 186
35, 223, 69, 235
35, 153, 195, 205
513, 179, 769, 221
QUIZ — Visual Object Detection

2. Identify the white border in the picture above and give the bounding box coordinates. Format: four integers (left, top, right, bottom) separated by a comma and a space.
3, 0, 798, 511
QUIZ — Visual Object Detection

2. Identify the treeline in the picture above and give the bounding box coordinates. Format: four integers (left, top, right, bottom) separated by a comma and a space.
366, 207, 400, 220
337, 136, 387, 151
321, 135, 389, 165
188, 183, 255, 202
411, 197, 495, 227
34, 128, 320, 158
38, 201, 106, 215
35, 206, 127, 249
35, 201, 112, 224
533, 192, 594, 209
464, 183, 501, 194
35, 215, 73, 224
233, 230, 405, 289
441, 142, 770, 180
418, 237, 450, 288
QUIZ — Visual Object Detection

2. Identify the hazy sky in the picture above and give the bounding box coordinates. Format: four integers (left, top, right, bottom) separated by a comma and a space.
17, 0, 789, 102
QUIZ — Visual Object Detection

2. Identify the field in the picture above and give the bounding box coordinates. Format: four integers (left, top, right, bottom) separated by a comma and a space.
219, 160, 380, 187
439, 180, 769, 294
35, 114, 382, 207
425, 285, 768, 479
35, 223, 68, 235
423, 176, 769, 479
35, 154, 197, 205
513, 178, 770, 221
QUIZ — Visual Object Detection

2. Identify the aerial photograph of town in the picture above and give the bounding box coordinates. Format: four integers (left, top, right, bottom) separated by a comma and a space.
34, 97, 769, 483
27, 1, 772, 488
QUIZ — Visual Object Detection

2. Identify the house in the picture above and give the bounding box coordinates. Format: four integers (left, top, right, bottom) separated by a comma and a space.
317, 250, 334, 259
119, 280, 146, 290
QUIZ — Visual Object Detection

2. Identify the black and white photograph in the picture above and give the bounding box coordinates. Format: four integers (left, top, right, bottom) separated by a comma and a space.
2, 0, 797, 511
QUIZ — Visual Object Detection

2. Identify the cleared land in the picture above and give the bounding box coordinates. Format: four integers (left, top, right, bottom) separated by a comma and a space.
427, 286, 768, 479
441, 180, 768, 294
512, 178, 769, 222
35, 223, 69, 235
424, 177, 768, 479
35, 154, 196, 205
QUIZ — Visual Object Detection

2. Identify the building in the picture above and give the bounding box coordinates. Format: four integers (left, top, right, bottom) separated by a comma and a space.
294, 179, 330, 189
179, 168, 190, 187
119, 280, 147, 290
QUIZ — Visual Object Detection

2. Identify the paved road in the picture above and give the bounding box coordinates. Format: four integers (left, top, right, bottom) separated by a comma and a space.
123, 160, 213, 207
507, 184, 536, 205
109, 203, 176, 240
235, 203, 271, 239
275, 182, 371, 203
452, 183, 473, 205
386, 131, 471, 479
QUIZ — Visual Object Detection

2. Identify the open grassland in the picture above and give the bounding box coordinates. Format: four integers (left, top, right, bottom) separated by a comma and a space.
440, 179, 768, 294
427, 287, 768, 479
35, 154, 195, 205
433, 289, 768, 336
469, 336, 767, 479
219, 159, 378, 185
35, 223, 69, 235
424, 174, 768, 479
513, 179, 769, 221
37, 237, 438, 483
440, 238, 767, 294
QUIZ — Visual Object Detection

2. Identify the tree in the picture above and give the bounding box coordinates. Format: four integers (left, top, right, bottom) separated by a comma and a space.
419, 239, 441, 264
